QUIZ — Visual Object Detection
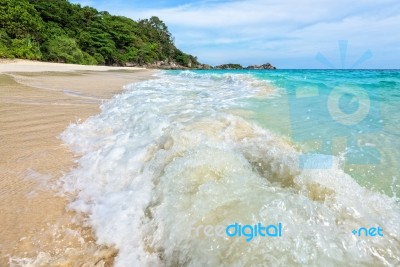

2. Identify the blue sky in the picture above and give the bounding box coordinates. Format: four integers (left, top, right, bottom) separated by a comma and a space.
70, 0, 400, 68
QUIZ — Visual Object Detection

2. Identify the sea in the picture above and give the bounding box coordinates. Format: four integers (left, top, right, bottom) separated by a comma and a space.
60, 69, 400, 266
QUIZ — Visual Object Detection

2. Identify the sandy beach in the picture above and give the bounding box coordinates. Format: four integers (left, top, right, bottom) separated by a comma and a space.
0, 60, 155, 266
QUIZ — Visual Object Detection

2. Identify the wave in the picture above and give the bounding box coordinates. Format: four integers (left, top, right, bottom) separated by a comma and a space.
58, 71, 400, 266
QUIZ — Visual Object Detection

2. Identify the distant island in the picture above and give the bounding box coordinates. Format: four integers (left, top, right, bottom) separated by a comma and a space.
212, 63, 276, 70
145, 62, 276, 70
0, 0, 275, 70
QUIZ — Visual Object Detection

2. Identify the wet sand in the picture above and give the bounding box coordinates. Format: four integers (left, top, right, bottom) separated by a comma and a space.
0, 60, 155, 266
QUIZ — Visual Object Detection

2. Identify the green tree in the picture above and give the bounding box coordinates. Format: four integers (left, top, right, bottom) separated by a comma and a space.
11, 38, 42, 60
0, 0, 44, 39
0, 0, 200, 67
45, 35, 83, 63
0, 30, 13, 58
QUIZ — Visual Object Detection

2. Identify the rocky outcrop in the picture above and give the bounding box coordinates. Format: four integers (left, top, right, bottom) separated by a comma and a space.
145, 61, 183, 69
245, 63, 276, 70
125, 60, 191, 69
124, 61, 276, 70
196, 64, 213, 70
214, 64, 243, 70
203, 63, 276, 70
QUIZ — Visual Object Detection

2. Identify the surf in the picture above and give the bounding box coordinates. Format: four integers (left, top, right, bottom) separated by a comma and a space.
59, 70, 400, 266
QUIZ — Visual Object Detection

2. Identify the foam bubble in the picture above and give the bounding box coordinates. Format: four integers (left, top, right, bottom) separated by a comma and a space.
60, 71, 400, 266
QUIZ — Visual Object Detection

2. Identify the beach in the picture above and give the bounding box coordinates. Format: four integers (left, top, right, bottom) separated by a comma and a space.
58, 69, 399, 266
0, 60, 154, 266
1, 64, 399, 266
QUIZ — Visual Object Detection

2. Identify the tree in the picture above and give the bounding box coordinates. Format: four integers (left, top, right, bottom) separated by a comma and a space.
0, 0, 200, 67
45, 35, 82, 63
0, 0, 44, 39
0, 30, 13, 58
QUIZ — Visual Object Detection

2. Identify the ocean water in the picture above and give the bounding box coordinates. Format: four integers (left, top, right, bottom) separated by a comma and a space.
61, 70, 400, 266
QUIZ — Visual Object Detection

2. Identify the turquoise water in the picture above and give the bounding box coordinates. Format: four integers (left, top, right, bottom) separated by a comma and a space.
60, 69, 400, 266
173, 69, 400, 196
256, 70, 400, 196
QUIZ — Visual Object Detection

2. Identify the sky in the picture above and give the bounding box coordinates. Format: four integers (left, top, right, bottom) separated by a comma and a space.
70, 0, 400, 69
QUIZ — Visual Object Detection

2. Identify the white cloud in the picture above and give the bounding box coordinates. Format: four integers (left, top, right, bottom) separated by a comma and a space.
76, 0, 400, 68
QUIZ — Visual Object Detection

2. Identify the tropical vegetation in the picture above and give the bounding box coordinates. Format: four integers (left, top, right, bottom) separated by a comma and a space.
0, 0, 200, 67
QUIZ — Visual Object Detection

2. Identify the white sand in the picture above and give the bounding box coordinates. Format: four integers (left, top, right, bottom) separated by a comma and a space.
0, 59, 144, 73
0, 60, 155, 266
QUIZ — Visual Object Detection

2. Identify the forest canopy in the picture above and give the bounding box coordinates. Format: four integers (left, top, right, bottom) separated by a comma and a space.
0, 0, 200, 67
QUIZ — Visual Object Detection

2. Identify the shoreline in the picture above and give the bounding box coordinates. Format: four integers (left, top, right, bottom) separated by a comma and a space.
0, 60, 155, 265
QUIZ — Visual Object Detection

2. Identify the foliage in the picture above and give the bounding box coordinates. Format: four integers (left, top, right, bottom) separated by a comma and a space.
0, 0, 199, 67
44, 36, 83, 63
0, 30, 13, 58
215, 63, 243, 69
0, 0, 43, 39
10, 38, 42, 60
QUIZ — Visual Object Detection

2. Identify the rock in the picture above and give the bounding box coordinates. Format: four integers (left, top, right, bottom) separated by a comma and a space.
126, 61, 276, 70
124, 62, 139, 67
197, 63, 276, 70
245, 63, 276, 70
214, 63, 243, 70
143, 60, 190, 70
196, 64, 213, 70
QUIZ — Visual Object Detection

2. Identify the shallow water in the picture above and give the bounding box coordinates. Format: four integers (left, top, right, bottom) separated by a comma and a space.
61, 70, 400, 266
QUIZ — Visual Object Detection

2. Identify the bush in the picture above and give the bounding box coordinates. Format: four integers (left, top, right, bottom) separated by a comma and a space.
0, 31, 13, 58
92, 53, 105, 65
81, 52, 98, 65
46, 35, 84, 63
0, 0, 200, 66
11, 38, 42, 60
0, 44, 14, 58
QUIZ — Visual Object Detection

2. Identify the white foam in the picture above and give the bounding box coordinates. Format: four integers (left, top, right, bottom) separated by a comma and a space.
60, 72, 400, 266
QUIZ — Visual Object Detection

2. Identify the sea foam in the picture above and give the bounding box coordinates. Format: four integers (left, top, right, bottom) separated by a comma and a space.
60, 71, 400, 266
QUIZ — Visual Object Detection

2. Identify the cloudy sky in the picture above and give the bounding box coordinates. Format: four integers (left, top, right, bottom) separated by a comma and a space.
70, 0, 400, 68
